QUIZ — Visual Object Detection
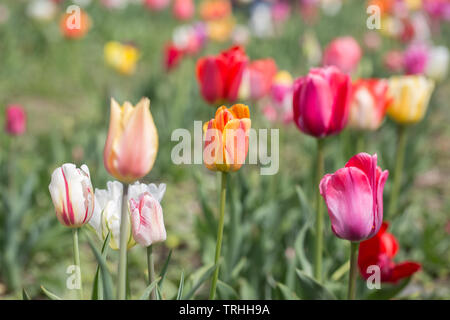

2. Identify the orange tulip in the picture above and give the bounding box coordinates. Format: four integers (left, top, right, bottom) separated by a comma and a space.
203, 104, 251, 172
104, 97, 158, 183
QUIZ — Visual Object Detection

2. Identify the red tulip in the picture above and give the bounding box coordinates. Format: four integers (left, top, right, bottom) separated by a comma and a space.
164, 42, 185, 71
358, 222, 421, 283
320, 153, 389, 242
322, 36, 362, 74
5, 104, 26, 136
144, 0, 171, 11
292, 66, 351, 138
349, 79, 392, 131
196, 46, 248, 105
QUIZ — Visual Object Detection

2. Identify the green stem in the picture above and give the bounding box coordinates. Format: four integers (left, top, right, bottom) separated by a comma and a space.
209, 171, 228, 300
147, 246, 156, 300
356, 133, 365, 153
347, 242, 359, 300
72, 228, 83, 299
388, 125, 407, 218
314, 138, 325, 283
117, 183, 129, 300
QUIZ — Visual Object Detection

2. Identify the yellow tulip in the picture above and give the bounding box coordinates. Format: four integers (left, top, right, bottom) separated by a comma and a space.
104, 41, 139, 75
387, 76, 434, 124
104, 97, 158, 183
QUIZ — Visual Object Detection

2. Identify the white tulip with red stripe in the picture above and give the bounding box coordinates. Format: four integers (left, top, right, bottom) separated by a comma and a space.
129, 192, 166, 247
49, 163, 94, 228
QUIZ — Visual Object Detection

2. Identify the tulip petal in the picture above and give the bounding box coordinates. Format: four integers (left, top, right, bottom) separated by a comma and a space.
223, 118, 251, 171
389, 262, 421, 283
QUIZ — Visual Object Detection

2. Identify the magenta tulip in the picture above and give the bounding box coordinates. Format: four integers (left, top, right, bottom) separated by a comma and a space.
292, 66, 351, 138
319, 153, 389, 242
5, 104, 26, 136
322, 36, 362, 74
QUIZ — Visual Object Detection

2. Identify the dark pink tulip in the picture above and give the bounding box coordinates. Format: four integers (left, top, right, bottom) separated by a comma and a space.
403, 43, 429, 75
320, 153, 389, 242
292, 66, 351, 138
322, 36, 362, 74
5, 104, 26, 136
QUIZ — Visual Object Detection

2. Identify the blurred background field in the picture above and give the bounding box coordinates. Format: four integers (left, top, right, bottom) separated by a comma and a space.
0, 0, 449, 300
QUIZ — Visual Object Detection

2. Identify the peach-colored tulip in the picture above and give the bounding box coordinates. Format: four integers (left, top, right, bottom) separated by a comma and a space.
104, 97, 158, 183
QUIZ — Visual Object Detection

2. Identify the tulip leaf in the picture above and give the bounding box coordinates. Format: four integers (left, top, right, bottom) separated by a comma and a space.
276, 283, 300, 300
91, 232, 111, 300
217, 280, 239, 299
176, 271, 185, 300
41, 286, 62, 300
366, 277, 412, 300
22, 288, 31, 300
294, 222, 313, 277
295, 269, 336, 300
86, 233, 114, 300
139, 276, 162, 300
183, 262, 219, 300
155, 249, 172, 300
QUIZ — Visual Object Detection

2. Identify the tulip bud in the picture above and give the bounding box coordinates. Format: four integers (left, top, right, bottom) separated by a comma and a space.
320, 153, 389, 242
49, 163, 95, 228
89, 181, 135, 250
203, 104, 251, 172
104, 41, 140, 75
5, 104, 26, 136
293, 66, 351, 138
322, 36, 362, 74
104, 97, 158, 183
129, 192, 166, 247
387, 75, 434, 124
349, 79, 391, 131
425, 46, 449, 82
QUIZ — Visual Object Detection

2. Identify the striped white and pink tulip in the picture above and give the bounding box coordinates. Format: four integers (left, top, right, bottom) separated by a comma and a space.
49, 163, 95, 228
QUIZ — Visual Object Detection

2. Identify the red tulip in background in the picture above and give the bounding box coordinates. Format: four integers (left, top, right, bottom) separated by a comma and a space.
60, 9, 90, 39
358, 222, 421, 283
349, 79, 392, 131
5, 104, 26, 136
145, 0, 171, 11
164, 42, 185, 71
292, 66, 351, 138
196, 46, 248, 105
322, 36, 362, 74
320, 153, 389, 242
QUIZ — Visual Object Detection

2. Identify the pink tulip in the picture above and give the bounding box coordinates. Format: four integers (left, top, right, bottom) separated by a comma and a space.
241, 59, 278, 101
173, 0, 194, 21
403, 43, 429, 75
320, 153, 389, 242
5, 104, 26, 136
129, 192, 166, 247
383, 50, 404, 73
292, 66, 351, 138
322, 36, 362, 74
104, 98, 158, 183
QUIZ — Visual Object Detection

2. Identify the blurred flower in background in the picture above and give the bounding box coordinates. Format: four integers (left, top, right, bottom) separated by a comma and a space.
26, 0, 58, 22
383, 50, 405, 73
144, 0, 171, 11
0, 4, 10, 25
60, 8, 91, 39
239, 59, 278, 101
387, 75, 434, 124
250, 2, 274, 38
322, 36, 362, 74
349, 79, 392, 131
262, 70, 294, 124
301, 30, 322, 67
358, 222, 421, 283
104, 41, 140, 75
101, 0, 129, 10
5, 104, 26, 136
425, 45, 449, 82
173, 0, 195, 21
49, 164, 95, 228
403, 42, 429, 75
